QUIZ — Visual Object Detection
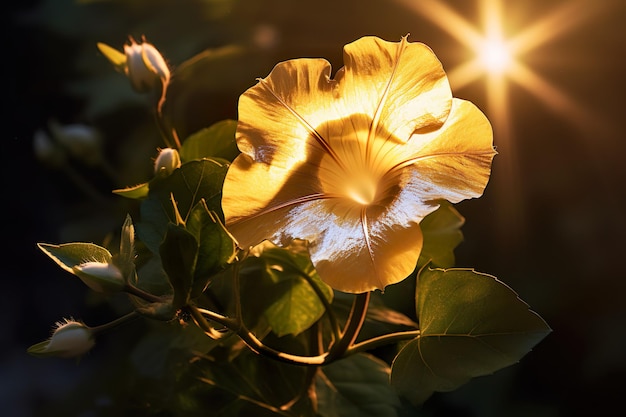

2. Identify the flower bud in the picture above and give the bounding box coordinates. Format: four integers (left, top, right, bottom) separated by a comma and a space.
28, 320, 95, 358
33, 129, 67, 168
72, 261, 125, 293
48, 120, 103, 166
124, 37, 170, 93
154, 148, 181, 177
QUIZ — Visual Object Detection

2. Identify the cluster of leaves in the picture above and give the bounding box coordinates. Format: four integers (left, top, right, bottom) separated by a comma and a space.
33, 45, 550, 417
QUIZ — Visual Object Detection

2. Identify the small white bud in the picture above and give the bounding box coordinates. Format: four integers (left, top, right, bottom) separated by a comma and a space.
48, 120, 103, 166
28, 320, 95, 358
124, 37, 170, 93
154, 148, 181, 177
33, 129, 67, 167
72, 261, 125, 293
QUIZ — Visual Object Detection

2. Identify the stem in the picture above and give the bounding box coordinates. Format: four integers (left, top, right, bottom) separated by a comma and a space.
124, 284, 165, 303
194, 306, 327, 366
232, 260, 243, 329
191, 258, 370, 367
154, 82, 181, 150
238, 329, 328, 366
346, 330, 421, 356
192, 307, 239, 330
187, 305, 232, 339
90, 311, 140, 335
327, 292, 370, 361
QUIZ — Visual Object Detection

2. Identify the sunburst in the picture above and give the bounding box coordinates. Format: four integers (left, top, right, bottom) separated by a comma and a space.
394, 0, 613, 242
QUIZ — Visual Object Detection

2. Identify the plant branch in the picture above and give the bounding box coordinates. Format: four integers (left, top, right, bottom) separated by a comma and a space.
326, 292, 370, 361
194, 306, 327, 366
90, 311, 140, 335
187, 304, 233, 339
124, 284, 166, 303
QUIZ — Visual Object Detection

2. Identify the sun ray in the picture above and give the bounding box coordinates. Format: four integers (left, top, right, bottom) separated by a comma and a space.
446, 60, 483, 92
393, 0, 620, 244
508, 63, 592, 129
392, 0, 482, 48
508, 0, 613, 56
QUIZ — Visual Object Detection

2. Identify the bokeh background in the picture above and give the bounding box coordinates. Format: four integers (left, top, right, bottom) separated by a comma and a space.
5, 0, 626, 416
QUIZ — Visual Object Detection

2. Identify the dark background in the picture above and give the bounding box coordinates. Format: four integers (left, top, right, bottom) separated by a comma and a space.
5, 0, 626, 416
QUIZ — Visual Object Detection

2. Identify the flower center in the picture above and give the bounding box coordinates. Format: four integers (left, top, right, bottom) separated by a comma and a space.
346, 176, 378, 205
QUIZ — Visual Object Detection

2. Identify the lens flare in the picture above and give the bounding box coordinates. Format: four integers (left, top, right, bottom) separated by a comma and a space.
479, 37, 512, 75
394, 0, 614, 243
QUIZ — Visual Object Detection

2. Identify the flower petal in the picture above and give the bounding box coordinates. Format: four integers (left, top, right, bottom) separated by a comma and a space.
339, 36, 452, 144
311, 203, 424, 293
235, 58, 339, 170
221, 152, 324, 249
225, 191, 424, 293
399, 98, 496, 217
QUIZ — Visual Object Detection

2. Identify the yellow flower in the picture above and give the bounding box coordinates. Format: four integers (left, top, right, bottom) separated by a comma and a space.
222, 36, 496, 294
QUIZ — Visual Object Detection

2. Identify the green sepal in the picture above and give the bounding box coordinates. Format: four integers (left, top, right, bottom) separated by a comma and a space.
179, 119, 239, 163
96, 42, 127, 70
38, 242, 113, 274
390, 268, 551, 406
159, 223, 198, 309
27, 340, 55, 358
112, 182, 150, 200
185, 199, 237, 298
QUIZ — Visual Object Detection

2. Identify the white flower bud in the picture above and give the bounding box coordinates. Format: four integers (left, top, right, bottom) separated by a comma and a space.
124, 37, 170, 93
72, 261, 125, 293
48, 120, 103, 166
33, 129, 67, 167
154, 148, 181, 177
28, 320, 95, 358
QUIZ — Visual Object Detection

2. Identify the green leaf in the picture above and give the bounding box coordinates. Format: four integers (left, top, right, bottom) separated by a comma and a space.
186, 200, 237, 298
198, 345, 309, 414
134, 253, 172, 297
390, 268, 551, 406
316, 353, 403, 417
179, 119, 239, 163
417, 201, 465, 268
159, 223, 198, 308
137, 158, 228, 254
37, 242, 113, 274
112, 182, 150, 200
130, 321, 218, 378
252, 242, 333, 337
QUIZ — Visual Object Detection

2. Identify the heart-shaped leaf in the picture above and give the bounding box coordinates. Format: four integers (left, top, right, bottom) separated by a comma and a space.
391, 268, 551, 406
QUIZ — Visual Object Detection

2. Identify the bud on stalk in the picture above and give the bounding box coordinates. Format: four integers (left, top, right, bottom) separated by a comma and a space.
28, 320, 95, 358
